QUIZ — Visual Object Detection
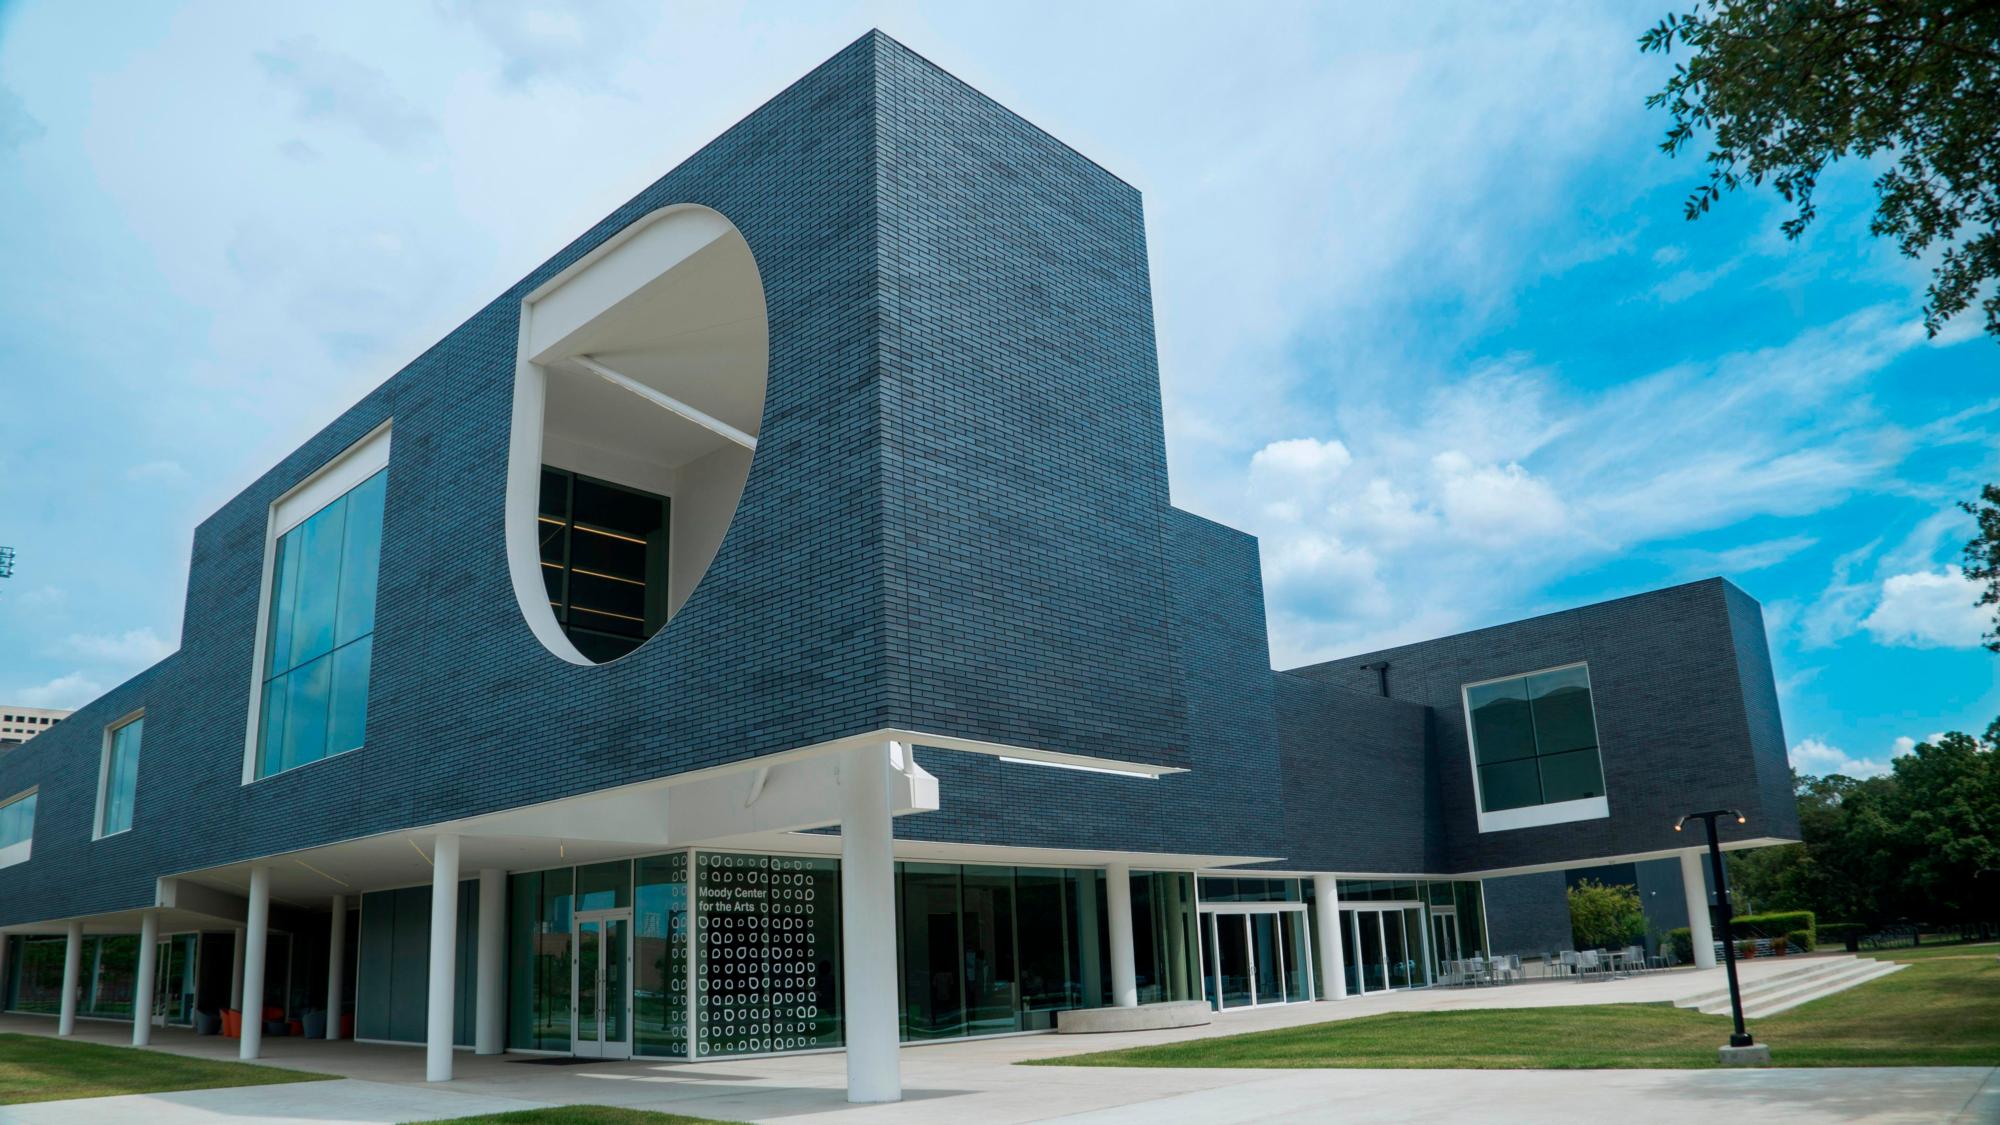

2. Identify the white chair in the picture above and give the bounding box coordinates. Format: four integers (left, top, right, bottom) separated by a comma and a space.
1577, 949, 1602, 980
1559, 950, 1581, 979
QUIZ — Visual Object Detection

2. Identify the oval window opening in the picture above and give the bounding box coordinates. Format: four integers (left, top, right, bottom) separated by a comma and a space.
506, 205, 768, 665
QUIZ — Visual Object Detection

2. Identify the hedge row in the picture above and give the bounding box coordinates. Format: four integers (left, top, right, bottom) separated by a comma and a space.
1731, 910, 1816, 943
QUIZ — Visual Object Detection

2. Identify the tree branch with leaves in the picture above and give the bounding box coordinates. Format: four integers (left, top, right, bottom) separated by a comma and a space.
1642, 0, 2000, 339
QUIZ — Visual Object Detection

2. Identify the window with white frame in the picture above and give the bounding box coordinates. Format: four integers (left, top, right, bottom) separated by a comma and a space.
96, 713, 143, 837
1463, 663, 1608, 828
249, 425, 389, 781
0, 788, 36, 868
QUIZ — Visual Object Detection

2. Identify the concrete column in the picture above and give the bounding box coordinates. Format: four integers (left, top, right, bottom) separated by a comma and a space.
57, 921, 83, 1036
241, 866, 269, 1060
229, 926, 244, 1011
838, 742, 900, 1104
325, 894, 346, 1040
1312, 875, 1348, 999
1106, 863, 1138, 1008
132, 910, 160, 1046
426, 834, 461, 1082
476, 868, 504, 1055
1681, 849, 1717, 969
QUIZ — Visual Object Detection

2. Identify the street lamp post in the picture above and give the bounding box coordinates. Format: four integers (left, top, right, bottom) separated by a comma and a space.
1675, 808, 1765, 1061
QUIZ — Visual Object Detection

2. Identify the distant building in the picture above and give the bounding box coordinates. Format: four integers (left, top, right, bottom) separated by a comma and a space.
0, 707, 69, 748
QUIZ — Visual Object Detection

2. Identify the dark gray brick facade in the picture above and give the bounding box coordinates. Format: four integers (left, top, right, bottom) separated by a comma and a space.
0, 35, 1798, 938
1286, 578, 1800, 876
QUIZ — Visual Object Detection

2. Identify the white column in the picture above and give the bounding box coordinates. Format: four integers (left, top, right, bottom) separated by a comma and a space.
1681, 849, 1717, 969
229, 926, 245, 1011
838, 742, 900, 1104
241, 866, 269, 1060
325, 894, 346, 1040
426, 835, 461, 1083
1106, 863, 1137, 1008
475, 868, 504, 1055
1312, 875, 1348, 999
57, 921, 83, 1036
132, 911, 160, 1046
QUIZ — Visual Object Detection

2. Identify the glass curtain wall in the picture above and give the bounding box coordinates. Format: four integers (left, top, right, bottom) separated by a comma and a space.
0, 932, 198, 1021
496, 852, 1200, 1057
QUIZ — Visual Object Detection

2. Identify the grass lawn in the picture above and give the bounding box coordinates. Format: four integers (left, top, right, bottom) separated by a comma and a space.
1027, 951, 2000, 1069
407, 1109, 745, 1125
0, 1033, 332, 1105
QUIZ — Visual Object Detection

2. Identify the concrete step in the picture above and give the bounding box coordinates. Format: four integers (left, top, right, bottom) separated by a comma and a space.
1692, 957, 1881, 1015
1740, 960, 1905, 1019
1673, 956, 1859, 1010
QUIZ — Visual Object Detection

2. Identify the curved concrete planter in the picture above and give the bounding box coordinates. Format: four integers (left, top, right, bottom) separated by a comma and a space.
1056, 1000, 1213, 1034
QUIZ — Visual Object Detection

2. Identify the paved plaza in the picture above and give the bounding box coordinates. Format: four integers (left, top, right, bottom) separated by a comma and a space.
3, 961, 1994, 1124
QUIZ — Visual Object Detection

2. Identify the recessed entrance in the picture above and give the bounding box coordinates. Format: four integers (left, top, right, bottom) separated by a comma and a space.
573, 909, 632, 1059
151, 934, 196, 1027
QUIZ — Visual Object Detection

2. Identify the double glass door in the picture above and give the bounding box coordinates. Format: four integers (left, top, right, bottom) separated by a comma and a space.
1339, 904, 1431, 995
1202, 909, 1311, 1009
574, 911, 632, 1059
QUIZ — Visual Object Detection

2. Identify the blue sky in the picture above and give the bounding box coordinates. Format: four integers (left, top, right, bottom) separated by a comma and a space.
0, 2, 1994, 779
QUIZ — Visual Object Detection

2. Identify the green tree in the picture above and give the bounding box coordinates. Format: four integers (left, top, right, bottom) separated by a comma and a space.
1965, 483, 2000, 651
1568, 879, 1646, 949
1641, 1, 2000, 339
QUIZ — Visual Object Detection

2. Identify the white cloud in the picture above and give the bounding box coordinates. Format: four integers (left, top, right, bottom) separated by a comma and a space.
12, 672, 104, 710
63, 627, 176, 665
1651, 245, 1686, 265
1860, 566, 1988, 648
1789, 737, 1891, 779
126, 460, 192, 485
1431, 451, 1567, 547
1233, 304, 1935, 666
1889, 732, 1945, 757
255, 37, 437, 153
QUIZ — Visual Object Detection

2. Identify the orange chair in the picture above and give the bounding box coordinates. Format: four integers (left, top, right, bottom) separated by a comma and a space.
221, 1009, 241, 1038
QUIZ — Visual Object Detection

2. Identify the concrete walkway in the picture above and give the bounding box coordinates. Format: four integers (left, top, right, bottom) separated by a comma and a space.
3, 958, 1994, 1124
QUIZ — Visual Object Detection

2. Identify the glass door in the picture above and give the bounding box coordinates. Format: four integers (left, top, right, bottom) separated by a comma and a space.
573, 911, 632, 1059
1249, 914, 1282, 1004
1385, 910, 1411, 988
1356, 911, 1386, 992
1431, 908, 1459, 979
1214, 915, 1251, 1008
152, 937, 193, 1027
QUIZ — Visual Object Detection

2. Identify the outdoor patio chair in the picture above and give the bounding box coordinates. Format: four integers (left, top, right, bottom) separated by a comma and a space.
1577, 949, 1602, 979
1559, 949, 1581, 978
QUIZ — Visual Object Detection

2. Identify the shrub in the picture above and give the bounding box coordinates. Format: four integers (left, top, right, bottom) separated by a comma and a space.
1819, 922, 1865, 951
1667, 926, 1694, 964
1568, 879, 1646, 950
1785, 928, 1813, 953
1732, 910, 1816, 946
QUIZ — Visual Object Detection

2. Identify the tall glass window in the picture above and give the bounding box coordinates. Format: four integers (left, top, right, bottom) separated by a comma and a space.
1465, 663, 1605, 812
258, 468, 386, 778
538, 466, 671, 663
635, 853, 689, 1058
0, 790, 34, 867
98, 716, 143, 836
